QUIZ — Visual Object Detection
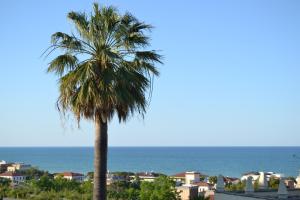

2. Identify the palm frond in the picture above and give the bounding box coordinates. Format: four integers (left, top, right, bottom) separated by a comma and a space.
68, 12, 90, 41
47, 54, 78, 76
135, 51, 163, 64
46, 3, 162, 123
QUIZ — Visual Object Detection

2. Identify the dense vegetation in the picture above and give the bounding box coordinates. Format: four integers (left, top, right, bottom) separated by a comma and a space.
0, 169, 181, 200
0, 175, 92, 200
1, 168, 296, 199
225, 180, 246, 191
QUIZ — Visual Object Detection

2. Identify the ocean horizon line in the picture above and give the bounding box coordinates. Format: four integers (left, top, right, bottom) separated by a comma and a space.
1, 146, 300, 177
0, 145, 300, 148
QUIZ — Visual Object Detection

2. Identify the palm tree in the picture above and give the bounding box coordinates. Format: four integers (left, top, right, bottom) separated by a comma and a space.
45, 3, 162, 200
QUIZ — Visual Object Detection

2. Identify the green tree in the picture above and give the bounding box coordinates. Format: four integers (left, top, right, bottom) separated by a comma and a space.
268, 177, 279, 189
45, 3, 162, 200
23, 168, 52, 180
254, 179, 259, 190
107, 181, 140, 200
208, 176, 217, 184
32, 175, 54, 191
199, 175, 206, 181
140, 176, 180, 200
80, 180, 93, 194
0, 178, 10, 187
7, 186, 30, 199
87, 172, 94, 181
0, 178, 11, 199
225, 180, 245, 191
52, 177, 80, 192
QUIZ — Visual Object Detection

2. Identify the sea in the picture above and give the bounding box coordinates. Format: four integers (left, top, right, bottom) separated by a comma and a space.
0, 147, 300, 178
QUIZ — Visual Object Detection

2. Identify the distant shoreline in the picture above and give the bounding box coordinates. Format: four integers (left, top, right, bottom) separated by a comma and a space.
1, 147, 300, 177
0, 146, 300, 148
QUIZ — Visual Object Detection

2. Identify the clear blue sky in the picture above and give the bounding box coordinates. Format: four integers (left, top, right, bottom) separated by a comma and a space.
1, 0, 300, 146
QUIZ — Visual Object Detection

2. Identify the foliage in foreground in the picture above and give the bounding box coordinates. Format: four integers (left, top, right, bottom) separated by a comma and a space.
225, 180, 246, 191
0, 175, 180, 200
0, 175, 93, 200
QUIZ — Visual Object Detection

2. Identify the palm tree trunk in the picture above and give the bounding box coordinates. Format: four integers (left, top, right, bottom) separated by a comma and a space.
93, 115, 108, 200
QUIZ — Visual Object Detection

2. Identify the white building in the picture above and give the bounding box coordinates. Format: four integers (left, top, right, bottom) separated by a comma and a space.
7, 163, 31, 172
194, 181, 214, 192
241, 171, 282, 183
171, 171, 206, 185
55, 172, 85, 182
173, 172, 213, 200
241, 172, 260, 182
0, 161, 10, 173
185, 171, 201, 184
215, 189, 300, 200
107, 172, 126, 185
0, 171, 25, 184
0, 160, 6, 165
215, 174, 300, 200
133, 172, 158, 182
296, 171, 300, 189
224, 176, 240, 185
176, 185, 199, 200
171, 172, 187, 185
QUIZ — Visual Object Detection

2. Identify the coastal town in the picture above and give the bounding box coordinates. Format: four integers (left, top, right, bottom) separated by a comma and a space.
1, 0, 300, 199
1, 160, 300, 199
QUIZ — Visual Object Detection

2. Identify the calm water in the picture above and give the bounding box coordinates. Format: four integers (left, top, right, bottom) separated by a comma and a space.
0, 147, 300, 178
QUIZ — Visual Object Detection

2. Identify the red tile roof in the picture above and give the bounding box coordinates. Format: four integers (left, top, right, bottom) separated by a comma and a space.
58, 172, 84, 177
224, 177, 239, 183
171, 172, 207, 178
194, 182, 212, 187
0, 171, 23, 177
171, 172, 186, 178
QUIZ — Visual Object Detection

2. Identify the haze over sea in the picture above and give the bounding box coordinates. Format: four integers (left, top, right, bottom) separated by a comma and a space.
1, 147, 300, 178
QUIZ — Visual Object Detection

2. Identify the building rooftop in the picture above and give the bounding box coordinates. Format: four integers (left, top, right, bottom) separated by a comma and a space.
186, 171, 201, 174
0, 160, 6, 164
216, 189, 300, 200
57, 172, 84, 177
176, 185, 199, 189
136, 172, 157, 177
171, 172, 186, 178
224, 176, 239, 182
171, 171, 207, 178
0, 171, 23, 177
243, 171, 260, 176
193, 181, 213, 187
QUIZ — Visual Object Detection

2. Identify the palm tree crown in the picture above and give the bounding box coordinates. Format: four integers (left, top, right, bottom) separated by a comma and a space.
46, 3, 162, 123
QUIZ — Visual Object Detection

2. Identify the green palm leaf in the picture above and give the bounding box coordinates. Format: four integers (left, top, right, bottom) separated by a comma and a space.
45, 3, 162, 200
